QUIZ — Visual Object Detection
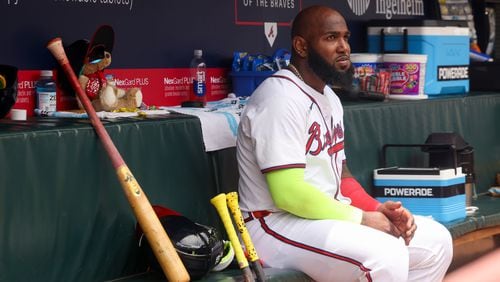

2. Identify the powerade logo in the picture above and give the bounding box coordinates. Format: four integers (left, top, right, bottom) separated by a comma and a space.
437, 65, 469, 81
384, 187, 434, 197
374, 184, 465, 198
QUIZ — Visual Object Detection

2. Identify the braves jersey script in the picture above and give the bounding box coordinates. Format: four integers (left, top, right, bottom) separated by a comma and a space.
237, 69, 351, 212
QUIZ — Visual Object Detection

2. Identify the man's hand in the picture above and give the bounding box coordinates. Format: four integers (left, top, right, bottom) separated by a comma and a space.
377, 201, 416, 245
361, 211, 401, 238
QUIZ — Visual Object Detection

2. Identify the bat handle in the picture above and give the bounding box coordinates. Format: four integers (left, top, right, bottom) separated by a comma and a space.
211, 193, 255, 282
226, 192, 266, 282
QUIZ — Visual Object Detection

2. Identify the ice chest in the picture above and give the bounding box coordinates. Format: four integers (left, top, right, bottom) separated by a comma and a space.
367, 20, 470, 96
373, 167, 466, 222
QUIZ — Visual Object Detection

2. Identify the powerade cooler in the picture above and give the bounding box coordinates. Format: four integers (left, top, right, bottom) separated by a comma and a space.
367, 20, 470, 96
373, 144, 466, 222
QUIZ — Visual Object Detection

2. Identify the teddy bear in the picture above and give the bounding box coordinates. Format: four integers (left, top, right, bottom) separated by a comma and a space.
78, 50, 142, 112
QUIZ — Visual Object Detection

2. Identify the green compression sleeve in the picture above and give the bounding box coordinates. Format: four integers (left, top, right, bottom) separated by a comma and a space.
265, 168, 362, 223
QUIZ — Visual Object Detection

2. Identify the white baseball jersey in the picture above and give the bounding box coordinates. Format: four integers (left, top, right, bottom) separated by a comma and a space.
235, 69, 453, 282
237, 69, 351, 212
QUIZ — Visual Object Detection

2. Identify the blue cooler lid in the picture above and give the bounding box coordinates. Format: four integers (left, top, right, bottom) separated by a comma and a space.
367, 19, 468, 28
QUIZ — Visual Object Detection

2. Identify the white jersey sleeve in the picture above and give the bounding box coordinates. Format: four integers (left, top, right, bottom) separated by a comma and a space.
242, 78, 311, 171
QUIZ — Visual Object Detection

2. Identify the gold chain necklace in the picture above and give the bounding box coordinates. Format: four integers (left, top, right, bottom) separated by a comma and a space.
287, 63, 304, 82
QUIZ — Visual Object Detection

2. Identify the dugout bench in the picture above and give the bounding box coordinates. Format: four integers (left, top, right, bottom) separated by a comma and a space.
0, 92, 498, 281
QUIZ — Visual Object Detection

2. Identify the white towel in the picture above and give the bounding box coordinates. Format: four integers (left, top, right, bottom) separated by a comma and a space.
161, 96, 247, 152
34, 109, 170, 119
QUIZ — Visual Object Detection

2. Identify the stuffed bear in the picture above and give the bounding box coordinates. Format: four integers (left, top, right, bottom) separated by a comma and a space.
78, 50, 142, 112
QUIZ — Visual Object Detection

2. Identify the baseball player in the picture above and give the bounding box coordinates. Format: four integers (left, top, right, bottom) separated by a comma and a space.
237, 5, 453, 282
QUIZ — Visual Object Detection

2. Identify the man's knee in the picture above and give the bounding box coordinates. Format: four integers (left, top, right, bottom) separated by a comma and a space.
368, 242, 409, 282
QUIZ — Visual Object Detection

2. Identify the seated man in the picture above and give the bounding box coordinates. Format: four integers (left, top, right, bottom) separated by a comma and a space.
236, 5, 453, 282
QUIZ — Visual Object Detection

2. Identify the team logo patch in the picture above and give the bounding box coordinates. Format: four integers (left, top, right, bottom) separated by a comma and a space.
264, 22, 277, 47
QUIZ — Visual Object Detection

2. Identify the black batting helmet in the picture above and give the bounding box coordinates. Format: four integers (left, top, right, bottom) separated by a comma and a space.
138, 206, 225, 280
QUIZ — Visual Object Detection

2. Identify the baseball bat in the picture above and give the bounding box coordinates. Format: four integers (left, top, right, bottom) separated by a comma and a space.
226, 192, 266, 282
210, 193, 255, 282
46, 38, 189, 282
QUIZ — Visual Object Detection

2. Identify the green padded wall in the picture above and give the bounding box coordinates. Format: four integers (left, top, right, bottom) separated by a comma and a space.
0, 115, 221, 282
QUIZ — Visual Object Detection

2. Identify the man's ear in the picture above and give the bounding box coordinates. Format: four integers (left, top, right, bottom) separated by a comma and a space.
292, 36, 307, 58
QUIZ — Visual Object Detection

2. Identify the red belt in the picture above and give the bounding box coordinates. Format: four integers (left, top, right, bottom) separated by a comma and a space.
244, 210, 272, 223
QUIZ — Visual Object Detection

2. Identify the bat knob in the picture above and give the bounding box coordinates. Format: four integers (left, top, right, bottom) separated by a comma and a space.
210, 193, 227, 208
46, 38, 69, 65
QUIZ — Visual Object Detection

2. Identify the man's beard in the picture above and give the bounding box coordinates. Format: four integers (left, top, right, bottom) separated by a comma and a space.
308, 47, 354, 90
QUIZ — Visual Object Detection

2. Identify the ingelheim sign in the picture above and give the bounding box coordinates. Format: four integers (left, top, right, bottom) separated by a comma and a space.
348, 0, 424, 19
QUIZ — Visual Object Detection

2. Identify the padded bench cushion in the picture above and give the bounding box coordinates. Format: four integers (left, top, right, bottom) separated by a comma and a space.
107, 268, 313, 282
443, 195, 500, 245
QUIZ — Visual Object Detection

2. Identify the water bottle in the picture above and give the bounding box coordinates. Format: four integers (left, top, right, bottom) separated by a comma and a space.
189, 49, 207, 107
36, 70, 56, 112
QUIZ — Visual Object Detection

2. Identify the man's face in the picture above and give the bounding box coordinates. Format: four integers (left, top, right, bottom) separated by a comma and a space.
308, 45, 354, 88
307, 11, 354, 88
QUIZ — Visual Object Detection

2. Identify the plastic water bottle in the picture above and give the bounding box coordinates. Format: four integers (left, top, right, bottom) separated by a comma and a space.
36, 70, 56, 112
189, 49, 207, 107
